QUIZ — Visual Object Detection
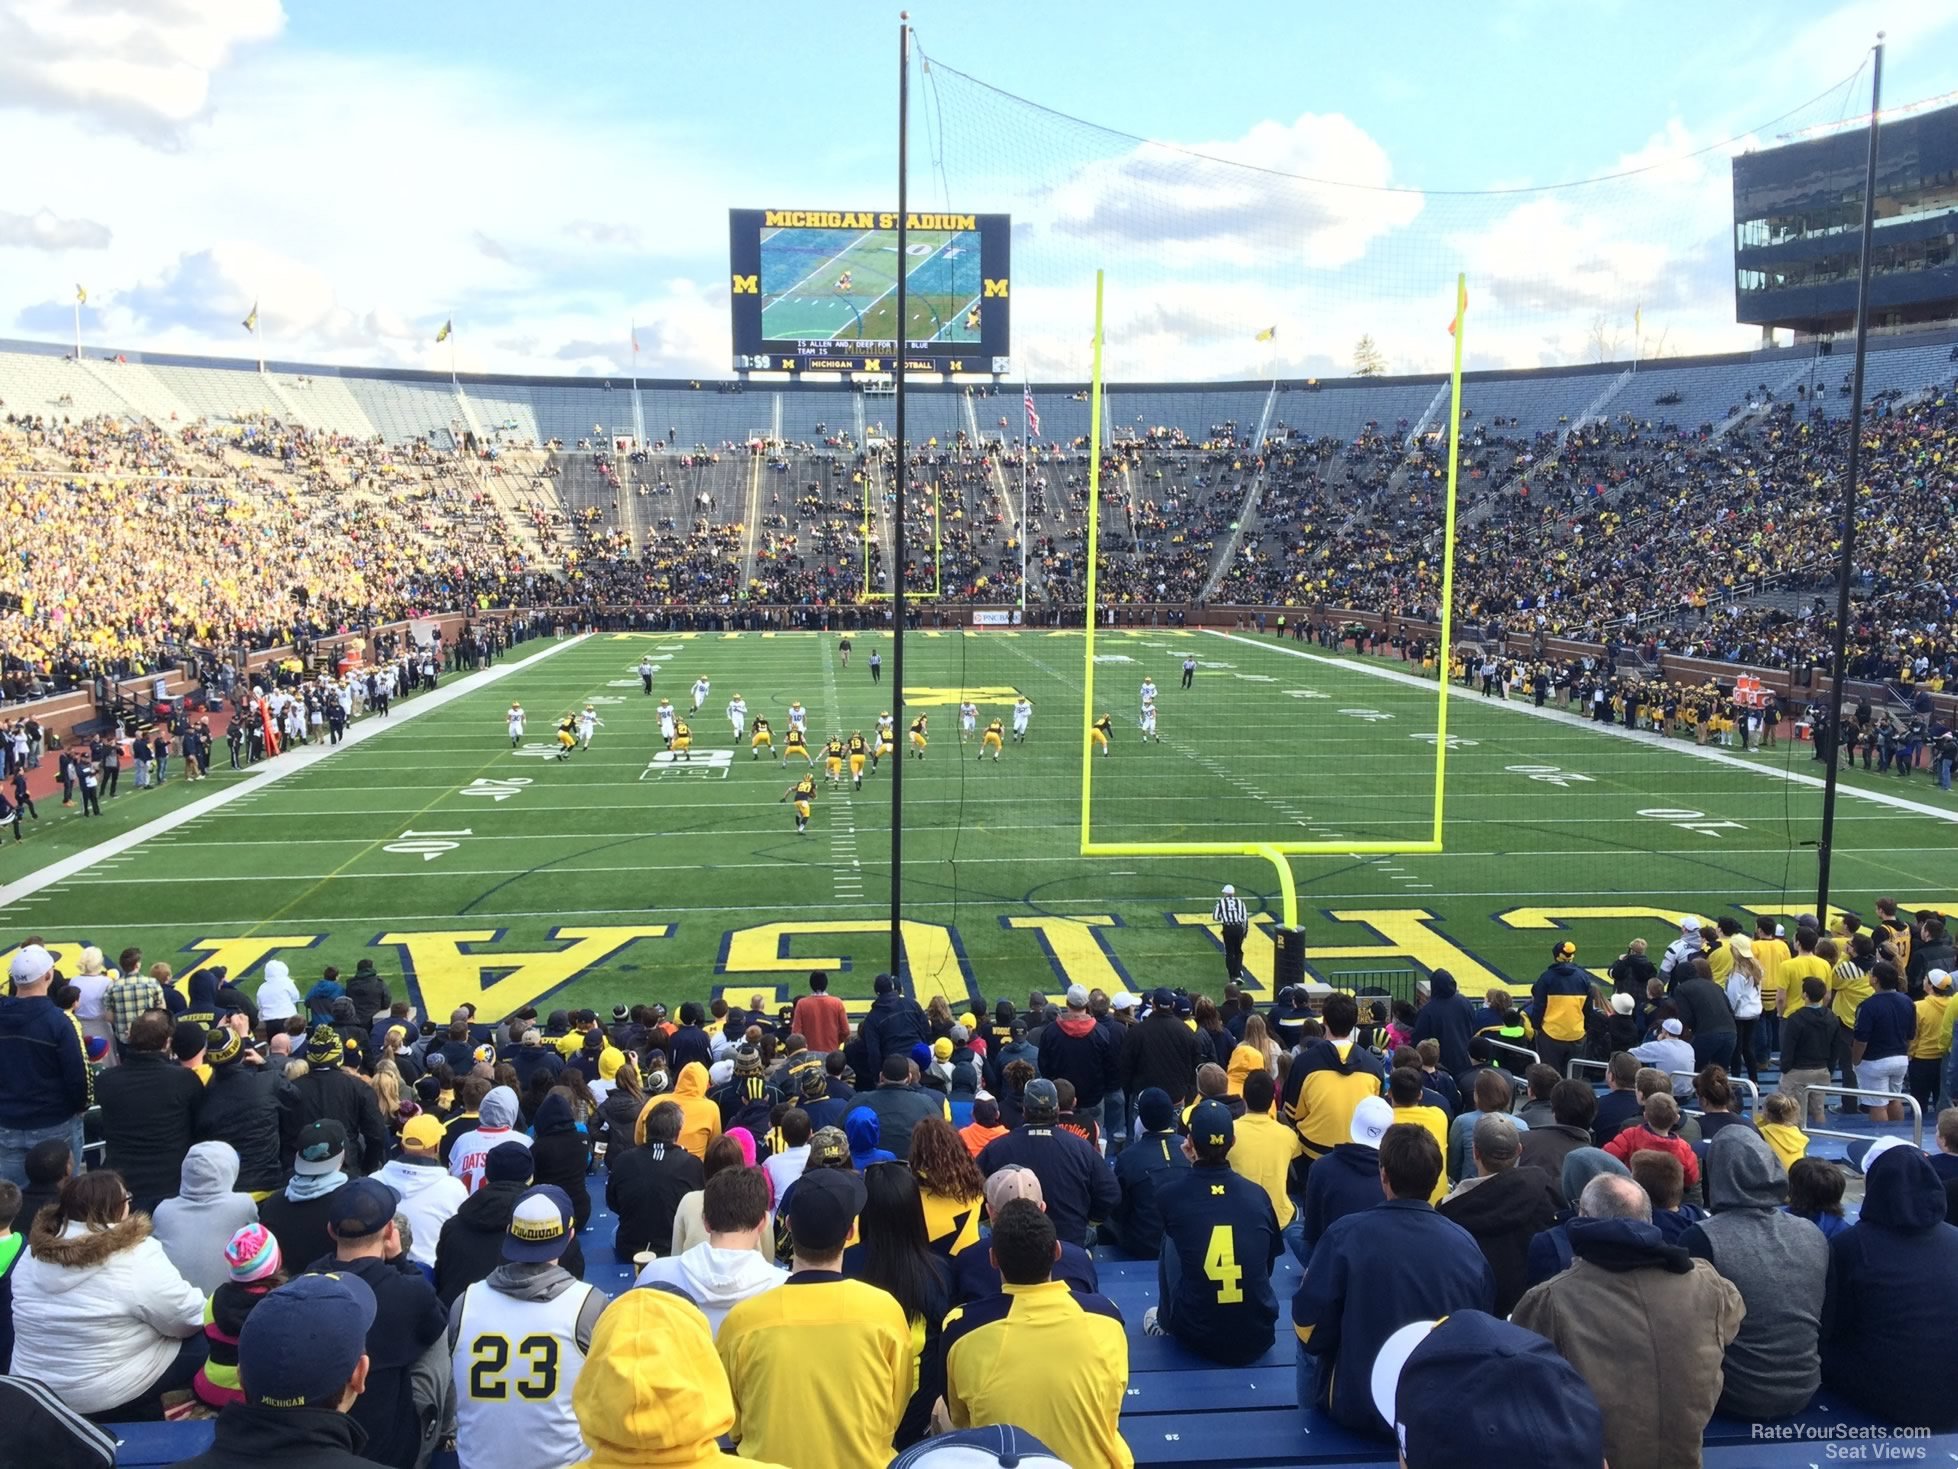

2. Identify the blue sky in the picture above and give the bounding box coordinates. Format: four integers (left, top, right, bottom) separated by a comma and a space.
1, 0, 1951, 381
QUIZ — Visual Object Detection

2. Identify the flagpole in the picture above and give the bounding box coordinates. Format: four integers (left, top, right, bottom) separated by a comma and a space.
1019, 374, 1029, 614
73, 297, 81, 361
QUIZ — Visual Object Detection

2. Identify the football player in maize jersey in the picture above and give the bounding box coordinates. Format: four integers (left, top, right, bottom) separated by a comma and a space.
555, 714, 577, 760
980, 718, 1004, 762
670, 719, 693, 761
909, 714, 928, 759
782, 772, 817, 833
1144, 1097, 1281, 1366
847, 731, 870, 788
1091, 714, 1113, 755
784, 726, 813, 766
823, 735, 846, 783
750, 714, 775, 759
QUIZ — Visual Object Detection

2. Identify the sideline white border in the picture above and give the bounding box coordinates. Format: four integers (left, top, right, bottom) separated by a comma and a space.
0, 634, 590, 911
1206, 629, 1958, 826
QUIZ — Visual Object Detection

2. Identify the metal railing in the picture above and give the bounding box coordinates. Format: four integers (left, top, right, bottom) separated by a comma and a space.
1790, 1083, 1924, 1149
1562, 1057, 1760, 1117
1482, 1038, 1541, 1069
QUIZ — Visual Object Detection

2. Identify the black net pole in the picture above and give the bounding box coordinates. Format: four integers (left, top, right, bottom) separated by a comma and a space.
889, 14, 911, 979
1815, 34, 1883, 921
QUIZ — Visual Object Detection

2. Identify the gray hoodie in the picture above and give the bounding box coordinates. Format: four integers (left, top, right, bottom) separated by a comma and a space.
150, 1141, 260, 1294
1681, 1126, 1828, 1418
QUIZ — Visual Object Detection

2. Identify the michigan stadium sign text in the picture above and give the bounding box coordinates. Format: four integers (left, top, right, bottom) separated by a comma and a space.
763, 210, 978, 231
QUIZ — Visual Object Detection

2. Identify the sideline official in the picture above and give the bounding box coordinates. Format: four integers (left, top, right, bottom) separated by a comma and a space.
1214, 885, 1250, 984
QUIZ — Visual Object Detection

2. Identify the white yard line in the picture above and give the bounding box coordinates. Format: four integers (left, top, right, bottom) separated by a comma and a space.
0, 635, 589, 911
1207, 631, 1958, 825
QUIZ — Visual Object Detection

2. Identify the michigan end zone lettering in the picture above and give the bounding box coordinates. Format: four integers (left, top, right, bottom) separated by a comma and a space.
762, 210, 979, 231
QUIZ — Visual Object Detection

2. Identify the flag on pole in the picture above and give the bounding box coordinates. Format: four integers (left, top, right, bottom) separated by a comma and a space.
75, 284, 87, 304
1254, 325, 1276, 342
1023, 385, 1041, 439
630, 324, 640, 354
435, 318, 452, 343
1447, 280, 1469, 336
242, 301, 258, 334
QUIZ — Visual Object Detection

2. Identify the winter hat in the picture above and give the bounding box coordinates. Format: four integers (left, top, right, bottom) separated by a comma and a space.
173, 1021, 212, 1064
484, 1141, 535, 1187
479, 1085, 520, 1129
208, 1027, 247, 1066
932, 1038, 955, 1062
611, 1003, 631, 1023
225, 1223, 283, 1283
734, 1044, 764, 1077
306, 1023, 344, 1068
709, 1059, 735, 1087
1136, 1087, 1176, 1133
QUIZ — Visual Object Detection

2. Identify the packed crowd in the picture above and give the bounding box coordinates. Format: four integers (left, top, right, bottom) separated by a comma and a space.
2, 891, 1955, 1467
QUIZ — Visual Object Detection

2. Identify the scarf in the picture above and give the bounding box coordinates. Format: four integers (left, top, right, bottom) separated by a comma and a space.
286, 1168, 348, 1202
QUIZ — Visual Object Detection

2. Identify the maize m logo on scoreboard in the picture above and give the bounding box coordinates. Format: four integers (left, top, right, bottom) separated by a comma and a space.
729, 206, 1011, 375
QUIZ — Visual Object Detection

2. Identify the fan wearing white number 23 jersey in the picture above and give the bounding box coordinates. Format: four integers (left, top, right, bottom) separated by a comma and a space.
450, 1185, 607, 1469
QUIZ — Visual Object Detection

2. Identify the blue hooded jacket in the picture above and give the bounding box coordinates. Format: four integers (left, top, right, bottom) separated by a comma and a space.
845, 1107, 895, 1168
1822, 1147, 1958, 1430
1409, 969, 1476, 1077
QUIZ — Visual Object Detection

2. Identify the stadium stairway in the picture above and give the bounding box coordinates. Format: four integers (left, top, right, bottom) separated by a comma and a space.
103, 1121, 1950, 1468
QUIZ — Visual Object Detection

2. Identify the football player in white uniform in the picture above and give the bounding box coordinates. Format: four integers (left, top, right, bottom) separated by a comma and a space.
657, 698, 677, 747
578, 705, 599, 749
691, 676, 711, 713
959, 701, 979, 742
1012, 697, 1033, 742
506, 703, 525, 747
1141, 700, 1159, 742
727, 693, 748, 740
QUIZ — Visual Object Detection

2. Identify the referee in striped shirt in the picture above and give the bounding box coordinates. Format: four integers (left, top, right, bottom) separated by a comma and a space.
1214, 885, 1250, 983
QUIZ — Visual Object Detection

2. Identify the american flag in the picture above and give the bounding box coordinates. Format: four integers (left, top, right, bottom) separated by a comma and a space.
1023, 386, 1041, 440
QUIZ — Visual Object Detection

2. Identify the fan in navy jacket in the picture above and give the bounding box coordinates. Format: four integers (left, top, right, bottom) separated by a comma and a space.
976, 1079, 1119, 1247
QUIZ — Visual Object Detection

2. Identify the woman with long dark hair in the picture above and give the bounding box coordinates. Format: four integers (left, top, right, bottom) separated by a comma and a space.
906, 1116, 985, 1257
845, 1162, 950, 1448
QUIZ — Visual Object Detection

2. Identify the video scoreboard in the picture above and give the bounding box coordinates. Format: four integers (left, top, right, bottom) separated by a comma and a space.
729, 207, 1011, 374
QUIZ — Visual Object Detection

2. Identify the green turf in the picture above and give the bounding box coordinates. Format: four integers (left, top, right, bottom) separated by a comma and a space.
1, 629, 1951, 1026
761, 228, 980, 345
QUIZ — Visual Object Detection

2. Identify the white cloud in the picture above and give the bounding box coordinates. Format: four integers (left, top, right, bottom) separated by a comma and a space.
0, 206, 111, 249
0, 0, 284, 145
565, 220, 644, 250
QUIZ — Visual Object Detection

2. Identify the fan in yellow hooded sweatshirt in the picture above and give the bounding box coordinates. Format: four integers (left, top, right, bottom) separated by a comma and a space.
569, 1288, 787, 1469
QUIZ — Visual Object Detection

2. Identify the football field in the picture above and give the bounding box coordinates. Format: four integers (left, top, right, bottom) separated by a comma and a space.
1, 629, 1952, 1026
760, 227, 982, 344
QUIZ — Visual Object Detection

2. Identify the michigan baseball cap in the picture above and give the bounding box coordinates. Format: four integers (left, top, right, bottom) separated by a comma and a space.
1190, 1097, 1235, 1151
1021, 1078, 1060, 1120
789, 1167, 866, 1254
1371, 1311, 1604, 1468
237, 1273, 377, 1409
327, 1177, 399, 1240
504, 1185, 575, 1262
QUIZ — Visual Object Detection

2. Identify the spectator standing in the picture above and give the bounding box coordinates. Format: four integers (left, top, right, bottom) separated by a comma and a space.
1438, 1114, 1559, 1316
1820, 1142, 1958, 1431
290, 1025, 391, 1177
0, 945, 89, 1187
790, 971, 850, 1055
1281, 993, 1386, 1161
194, 1026, 295, 1195
1609, 937, 1658, 999
1908, 969, 1952, 1116
1292, 1123, 1494, 1436
943, 1199, 1131, 1469
170, 1272, 383, 1469
1511, 1173, 1744, 1469
374, 1116, 467, 1271
1851, 960, 1914, 1122
253, 959, 300, 1033
717, 1169, 912, 1469
1777, 978, 1836, 1123
95, 1009, 205, 1212
852, 1055, 948, 1161
9, 1170, 207, 1418
305, 1178, 450, 1469
1104, 1088, 1189, 1258
1147, 1098, 1281, 1365
860, 972, 930, 1082
1037, 985, 1118, 1130
342, 960, 389, 1031
448, 1084, 530, 1192
449, 1184, 605, 1469
636, 1166, 783, 1334
1120, 986, 1202, 1109
151, 1142, 259, 1294
1679, 1127, 1828, 1419
608, 1101, 706, 1263
260, 1119, 352, 1273
103, 952, 166, 1050
1528, 941, 1595, 1075
977, 1078, 1119, 1247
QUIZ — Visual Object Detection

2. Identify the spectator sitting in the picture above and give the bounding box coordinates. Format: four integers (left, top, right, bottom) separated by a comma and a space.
19, 1136, 75, 1228
1680, 1127, 1828, 1419
976, 1078, 1118, 1249
845, 1107, 896, 1168
1786, 1156, 1853, 1240
1103, 1087, 1189, 1259
1282, 993, 1386, 1161
1524, 1147, 1633, 1288
1228, 1069, 1305, 1260
190, 1224, 287, 1410
1929, 1106, 1958, 1184
1512, 1173, 1743, 1469
1446, 1068, 1528, 1185
950, 1165, 1100, 1306
1630, 1017, 1695, 1088
374, 1115, 467, 1272
9, 1169, 206, 1419
958, 1096, 1008, 1157
1384, 1066, 1450, 1203
909, 1115, 986, 1258
1300, 1095, 1390, 1260
636, 1061, 721, 1160
1519, 1080, 1599, 1208
438, 1141, 586, 1309
637, 1165, 783, 1335
1691, 1065, 1753, 1144
761, 1105, 811, 1198
1604, 1092, 1702, 1202
1516, 1064, 1562, 1129
1292, 1123, 1494, 1437
670, 1135, 772, 1260
1753, 1090, 1809, 1173
1626, 1148, 1705, 1245
1820, 1140, 1958, 1431
1591, 1051, 1643, 1145
942, 1198, 1131, 1469
1438, 1112, 1558, 1316
151, 1140, 259, 1294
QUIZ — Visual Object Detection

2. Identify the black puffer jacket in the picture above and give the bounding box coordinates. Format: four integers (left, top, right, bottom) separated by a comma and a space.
435, 1182, 586, 1308
1120, 1009, 1201, 1103
195, 1063, 297, 1192
290, 1065, 391, 1177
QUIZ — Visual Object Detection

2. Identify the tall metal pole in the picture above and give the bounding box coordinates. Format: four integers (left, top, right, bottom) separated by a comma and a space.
889, 13, 910, 979
1815, 34, 1883, 923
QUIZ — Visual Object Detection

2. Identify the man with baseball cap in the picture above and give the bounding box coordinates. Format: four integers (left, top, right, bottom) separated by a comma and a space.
950, 1165, 1102, 1305
1119, 987, 1201, 1113
976, 1077, 1118, 1248
1035, 984, 1118, 1133
172, 1273, 383, 1468
259, 1118, 351, 1272
304, 1177, 449, 1468
718, 1167, 912, 1468
0, 943, 88, 1187
1105, 1087, 1190, 1259
1368, 1310, 1605, 1468
1147, 1097, 1282, 1365
1529, 939, 1597, 1077
450, 1185, 606, 1469
375, 1115, 467, 1270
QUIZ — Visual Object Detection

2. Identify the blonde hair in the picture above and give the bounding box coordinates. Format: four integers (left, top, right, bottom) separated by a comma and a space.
370, 1059, 402, 1116
1762, 1091, 1800, 1126
76, 946, 106, 977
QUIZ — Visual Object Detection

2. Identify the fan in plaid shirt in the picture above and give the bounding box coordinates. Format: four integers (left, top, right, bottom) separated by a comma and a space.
105, 957, 168, 1047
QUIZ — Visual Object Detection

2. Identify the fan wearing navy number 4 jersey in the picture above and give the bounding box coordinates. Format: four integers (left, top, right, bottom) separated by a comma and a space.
1143, 1097, 1281, 1366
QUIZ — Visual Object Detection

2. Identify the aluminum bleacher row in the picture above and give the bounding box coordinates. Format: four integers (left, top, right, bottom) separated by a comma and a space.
5, 327, 1955, 453
98, 1055, 1952, 1468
